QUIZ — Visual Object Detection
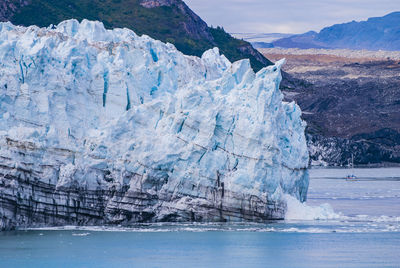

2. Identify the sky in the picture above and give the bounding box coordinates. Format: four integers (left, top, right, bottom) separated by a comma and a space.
184, 0, 399, 34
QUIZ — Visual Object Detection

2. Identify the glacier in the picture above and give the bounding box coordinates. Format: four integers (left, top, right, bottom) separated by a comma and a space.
0, 19, 309, 230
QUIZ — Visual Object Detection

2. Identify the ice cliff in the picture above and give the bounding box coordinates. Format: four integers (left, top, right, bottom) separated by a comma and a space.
0, 20, 309, 230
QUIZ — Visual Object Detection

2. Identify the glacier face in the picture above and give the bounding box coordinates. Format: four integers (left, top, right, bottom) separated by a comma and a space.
0, 20, 309, 229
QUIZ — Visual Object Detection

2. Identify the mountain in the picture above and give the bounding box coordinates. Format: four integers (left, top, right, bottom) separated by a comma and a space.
274, 12, 400, 50
0, 20, 308, 230
0, 0, 271, 72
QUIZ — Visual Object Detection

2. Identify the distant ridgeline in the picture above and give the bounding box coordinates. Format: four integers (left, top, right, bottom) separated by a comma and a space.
0, 0, 271, 72
273, 12, 400, 51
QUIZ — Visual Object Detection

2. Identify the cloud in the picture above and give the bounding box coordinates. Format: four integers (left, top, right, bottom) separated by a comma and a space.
185, 0, 399, 33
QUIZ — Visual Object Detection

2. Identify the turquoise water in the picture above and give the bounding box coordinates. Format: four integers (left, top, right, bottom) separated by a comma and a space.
1, 168, 399, 267
1, 230, 399, 267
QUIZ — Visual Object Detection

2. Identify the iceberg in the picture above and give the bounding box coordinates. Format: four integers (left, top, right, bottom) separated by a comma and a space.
0, 20, 309, 230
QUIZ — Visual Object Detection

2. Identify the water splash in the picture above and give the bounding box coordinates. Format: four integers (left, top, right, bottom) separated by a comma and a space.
284, 194, 341, 220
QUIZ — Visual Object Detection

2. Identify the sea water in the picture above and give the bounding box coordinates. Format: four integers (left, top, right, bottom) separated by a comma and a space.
0, 168, 399, 267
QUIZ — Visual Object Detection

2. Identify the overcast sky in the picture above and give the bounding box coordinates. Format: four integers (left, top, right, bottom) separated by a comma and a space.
185, 0, 399, 34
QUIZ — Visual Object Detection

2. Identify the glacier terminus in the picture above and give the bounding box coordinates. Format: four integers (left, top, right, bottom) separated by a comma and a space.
0, 20, 309, 230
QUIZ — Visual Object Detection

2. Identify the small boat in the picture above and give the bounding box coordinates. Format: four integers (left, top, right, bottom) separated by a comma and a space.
346, 174, 357, 180
345, 154, 358, 180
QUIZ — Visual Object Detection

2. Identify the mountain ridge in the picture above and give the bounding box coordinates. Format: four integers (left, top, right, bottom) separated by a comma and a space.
274, 12, 400, 51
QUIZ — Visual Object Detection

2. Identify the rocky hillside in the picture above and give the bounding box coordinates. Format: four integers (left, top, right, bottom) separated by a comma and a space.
274, 12, 400, 51
261, 48, 400, 166
0, 0, 271, 71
